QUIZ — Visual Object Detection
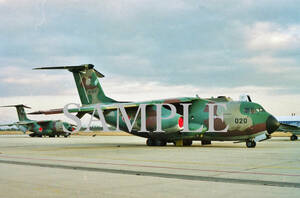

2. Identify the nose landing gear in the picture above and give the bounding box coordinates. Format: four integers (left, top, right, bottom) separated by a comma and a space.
290, 135, 298, 141
246, 140, 256, 148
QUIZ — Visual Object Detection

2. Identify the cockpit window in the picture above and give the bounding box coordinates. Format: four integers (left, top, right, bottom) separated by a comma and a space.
244, 107, 265, 114
244, 108, 250, 114
256, 108, 265, 112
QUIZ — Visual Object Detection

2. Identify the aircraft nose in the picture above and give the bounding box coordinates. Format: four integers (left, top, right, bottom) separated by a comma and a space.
266, 115, 280, 134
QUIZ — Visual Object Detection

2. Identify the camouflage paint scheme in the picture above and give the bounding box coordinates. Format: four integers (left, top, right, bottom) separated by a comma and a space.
33, 64, 280, 147
0, 105, 75, 137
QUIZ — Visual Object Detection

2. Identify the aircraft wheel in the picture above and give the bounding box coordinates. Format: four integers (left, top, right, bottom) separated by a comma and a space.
146, 139, 166, 146
64, 135, 69, 138
57, 135, 60, 137
183, 140, 193, 146
29, 133, 36, 137
146, 138, 154, 146
201, 140, 211, 145
154, 140, 166, 146
290, 135, 298, 141
49, 135, 55, 138
246, 140, 256, 148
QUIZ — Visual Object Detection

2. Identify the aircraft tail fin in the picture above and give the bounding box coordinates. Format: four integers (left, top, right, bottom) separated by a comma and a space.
34, 64, 117, 105
0, 104, 31, 121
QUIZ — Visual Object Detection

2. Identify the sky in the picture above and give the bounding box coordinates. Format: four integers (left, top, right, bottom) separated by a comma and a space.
0, 0, 300, 124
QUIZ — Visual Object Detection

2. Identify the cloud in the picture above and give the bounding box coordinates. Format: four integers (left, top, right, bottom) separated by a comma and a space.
0, 67, 65, 85
0, 0, 300, 119
97, 0, 194, 20
240, 55, 300, 74
244, 22, 300, 51
0, 95, 80, 123
0, 66, 75, 96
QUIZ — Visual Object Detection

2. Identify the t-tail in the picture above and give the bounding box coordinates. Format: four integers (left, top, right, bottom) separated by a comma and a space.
34, 64, 117, 105
0, 104, 31, 121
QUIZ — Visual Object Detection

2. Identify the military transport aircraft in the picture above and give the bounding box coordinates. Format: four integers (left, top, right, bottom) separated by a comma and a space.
0, 104, 75, 137
31, 64, 280, 147
276, 116, 300, 141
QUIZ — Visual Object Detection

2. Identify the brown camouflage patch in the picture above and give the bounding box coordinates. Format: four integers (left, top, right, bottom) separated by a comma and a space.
163, 99, 182, 104
204, 118, 228, 131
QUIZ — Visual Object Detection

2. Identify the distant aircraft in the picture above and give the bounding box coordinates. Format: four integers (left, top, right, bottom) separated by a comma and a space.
276, 116, 300, 141
31, 64, 280, 147
0, 104, 75, 137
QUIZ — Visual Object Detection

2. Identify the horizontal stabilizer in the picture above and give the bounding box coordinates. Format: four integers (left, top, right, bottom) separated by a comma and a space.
33, 64, 105, 78
0, 104, 31, 109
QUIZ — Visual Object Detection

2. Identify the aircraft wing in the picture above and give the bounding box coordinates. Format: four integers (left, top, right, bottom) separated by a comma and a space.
0, 121, 34, 126
101, 97, 199, 110
278, 123, 300, 132
0, 123, 16, 127
0, 120, 54, 126
29, 97, 201, 115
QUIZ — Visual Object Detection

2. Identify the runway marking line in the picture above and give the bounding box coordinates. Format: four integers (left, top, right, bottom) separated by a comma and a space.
1, 155, 300, 177
1, 157, 300, 189
89, 156, 300, 170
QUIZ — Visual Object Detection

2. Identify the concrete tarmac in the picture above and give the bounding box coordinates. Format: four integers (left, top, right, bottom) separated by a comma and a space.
0, 136, 299, 198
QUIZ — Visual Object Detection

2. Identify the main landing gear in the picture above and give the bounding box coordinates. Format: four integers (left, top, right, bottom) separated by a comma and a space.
29, 133, 42, 137
290, 135, 298, 141
172, 140, 193, 146
146, 139, 194, 146
201, 140, 211, 145
146, 139, 167, 146
183, 140, 193, 146
246, 140, 256, 148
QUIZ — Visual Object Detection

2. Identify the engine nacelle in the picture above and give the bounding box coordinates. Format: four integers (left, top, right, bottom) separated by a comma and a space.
54, 121, 74, 133
54, 121, 64, 132
105, 105, 183, 133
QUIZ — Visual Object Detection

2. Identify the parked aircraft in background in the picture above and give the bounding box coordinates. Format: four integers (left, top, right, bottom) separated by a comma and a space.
276, 116, 300, 141
0, 104, 75, 137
